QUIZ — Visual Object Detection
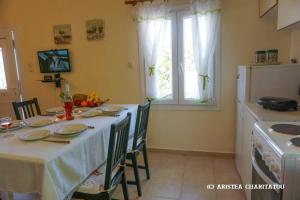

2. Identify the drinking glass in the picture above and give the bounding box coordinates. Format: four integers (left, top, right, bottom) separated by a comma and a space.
64, 101, 74, 120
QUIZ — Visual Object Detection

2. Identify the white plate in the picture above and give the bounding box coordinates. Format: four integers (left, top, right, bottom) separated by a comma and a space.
102, 106, 124, 114
46, 107, 64, 113
80, 111, 99, 118
19, 130, 50, 141
53, 131, 82, 138
74, 107, 90, 114
54, 124, 88, 136
26, 119, 54, 128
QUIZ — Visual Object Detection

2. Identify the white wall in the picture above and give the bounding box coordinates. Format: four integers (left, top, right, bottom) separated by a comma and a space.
291, 30, 300, 61
0, 0, 291, 153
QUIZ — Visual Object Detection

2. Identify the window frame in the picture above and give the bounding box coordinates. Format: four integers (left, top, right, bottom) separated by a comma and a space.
0, 47, 8, 91
139, 6, 221, 109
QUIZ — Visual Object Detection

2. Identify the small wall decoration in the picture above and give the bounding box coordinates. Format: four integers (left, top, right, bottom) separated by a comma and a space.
86, 19, 105, 41
53, 24, 72, 44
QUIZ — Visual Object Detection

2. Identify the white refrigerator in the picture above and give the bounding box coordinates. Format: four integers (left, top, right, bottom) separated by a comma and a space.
235, 64, 300, 200
237, 64, 300, 103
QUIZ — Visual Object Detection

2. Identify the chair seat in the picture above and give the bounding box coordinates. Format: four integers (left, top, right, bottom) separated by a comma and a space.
77, 165, 120, 195
77, 166, 106, 195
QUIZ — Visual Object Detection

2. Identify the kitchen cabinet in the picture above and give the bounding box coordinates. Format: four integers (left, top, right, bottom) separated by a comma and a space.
235, 102, 244, 175
259, 0, 277, 18
241, 108, 257, 200
278, 0, 300, 30
236, 105, 258, 200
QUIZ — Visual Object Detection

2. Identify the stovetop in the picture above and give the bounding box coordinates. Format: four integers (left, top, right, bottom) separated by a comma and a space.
271, 124, 300, 135
255, 121, 300, 158
246, 103, 300, 122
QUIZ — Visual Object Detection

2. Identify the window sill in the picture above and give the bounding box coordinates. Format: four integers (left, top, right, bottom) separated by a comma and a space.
151, 103, 220, 111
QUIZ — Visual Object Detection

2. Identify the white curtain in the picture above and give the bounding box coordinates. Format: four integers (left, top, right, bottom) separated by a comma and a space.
137, 2, 168, 100
191, 0, 221, 103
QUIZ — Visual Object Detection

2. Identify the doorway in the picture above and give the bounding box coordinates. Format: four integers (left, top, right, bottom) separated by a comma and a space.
0, 29, 22, 118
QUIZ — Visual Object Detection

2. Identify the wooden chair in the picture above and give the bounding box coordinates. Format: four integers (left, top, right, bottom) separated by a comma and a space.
72, 113, 132, 200
12, 98, 41, 120
126, 101, 151, 196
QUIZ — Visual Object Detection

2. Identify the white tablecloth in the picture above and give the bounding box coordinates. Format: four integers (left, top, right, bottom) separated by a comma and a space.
0, 104, 138, 200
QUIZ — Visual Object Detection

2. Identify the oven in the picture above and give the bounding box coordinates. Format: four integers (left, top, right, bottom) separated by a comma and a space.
252, 129, 283, 200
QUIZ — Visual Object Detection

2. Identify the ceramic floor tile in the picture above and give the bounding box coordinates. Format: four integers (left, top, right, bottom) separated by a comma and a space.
137, 196, 177, 200
213, 158, 236, 173
126, 166, 149, 181
183, 166, 215, 182
216, 190, 246, 200
185, 156, 214, 169
180, 191, 217, 200
180, 179, 217, 200
151, 164, 184, 181
214, 172, 242, 184
213, 158, 242, 184
148, 152, 187, 166
183, 155, 214, 182
142, 178, 182, 199
181, 179, 214, 192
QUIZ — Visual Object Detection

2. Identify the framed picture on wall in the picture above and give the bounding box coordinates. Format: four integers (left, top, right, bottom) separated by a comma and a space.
86, 19, 105, 41
53, 24, 72, 44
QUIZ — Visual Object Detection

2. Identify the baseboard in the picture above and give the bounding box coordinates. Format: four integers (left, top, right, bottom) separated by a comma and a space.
148, 147, 235, 158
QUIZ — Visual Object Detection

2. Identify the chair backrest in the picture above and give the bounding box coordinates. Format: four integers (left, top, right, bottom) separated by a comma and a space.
12, 98, 41, 120
132, 100, 151, 150
104, 113, 131, 191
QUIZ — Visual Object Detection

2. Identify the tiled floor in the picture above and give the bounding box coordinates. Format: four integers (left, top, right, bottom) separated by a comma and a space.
113, 152, 246, 200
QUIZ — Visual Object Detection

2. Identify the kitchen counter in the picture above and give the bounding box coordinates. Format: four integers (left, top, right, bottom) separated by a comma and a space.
245, 103, 300, 122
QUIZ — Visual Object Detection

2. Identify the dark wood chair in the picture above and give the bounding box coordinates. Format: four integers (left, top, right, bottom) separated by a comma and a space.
126, 101, 151, 196
12, 98, 41, 120
72, 113, 132, 200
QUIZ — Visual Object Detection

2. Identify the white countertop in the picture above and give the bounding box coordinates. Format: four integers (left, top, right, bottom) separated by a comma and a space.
245, 103, 300, 122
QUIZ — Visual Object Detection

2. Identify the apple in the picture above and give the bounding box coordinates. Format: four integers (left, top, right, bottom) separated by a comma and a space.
87, 101, 95, 107
81, 101, 88, 107
74, 100, 82, 107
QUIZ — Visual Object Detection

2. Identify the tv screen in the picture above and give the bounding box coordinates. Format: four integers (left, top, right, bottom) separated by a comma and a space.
38, 49, 71, 73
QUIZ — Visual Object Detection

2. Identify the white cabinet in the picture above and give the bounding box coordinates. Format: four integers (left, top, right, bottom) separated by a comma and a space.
278, 0, 300, 30
259, 0, 277, 17
235, 104, 258, 200
235, 102, 244, 175
241, 108, 257, 200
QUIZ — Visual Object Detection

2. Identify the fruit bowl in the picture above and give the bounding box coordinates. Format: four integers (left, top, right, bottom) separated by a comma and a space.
75, 99, 110, 108
73, 93, 109, 107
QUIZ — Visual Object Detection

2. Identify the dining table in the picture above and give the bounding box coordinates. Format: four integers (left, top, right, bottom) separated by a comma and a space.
0, 104, 138, 200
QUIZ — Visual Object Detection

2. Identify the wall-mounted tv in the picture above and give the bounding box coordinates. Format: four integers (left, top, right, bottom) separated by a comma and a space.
38, 49, 71, 73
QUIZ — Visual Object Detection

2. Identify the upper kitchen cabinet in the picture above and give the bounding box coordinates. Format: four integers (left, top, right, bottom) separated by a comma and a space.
278, 0, 300, 30
259, 0, 278, 18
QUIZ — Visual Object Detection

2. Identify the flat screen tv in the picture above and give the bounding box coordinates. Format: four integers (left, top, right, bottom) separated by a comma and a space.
38, 49, 71, 73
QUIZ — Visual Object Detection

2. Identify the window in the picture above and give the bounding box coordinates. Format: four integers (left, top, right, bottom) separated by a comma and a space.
139, 3, 221, 107
0, 48, 8, 90
154, 19, 173, 100
183, 16, 199, 100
